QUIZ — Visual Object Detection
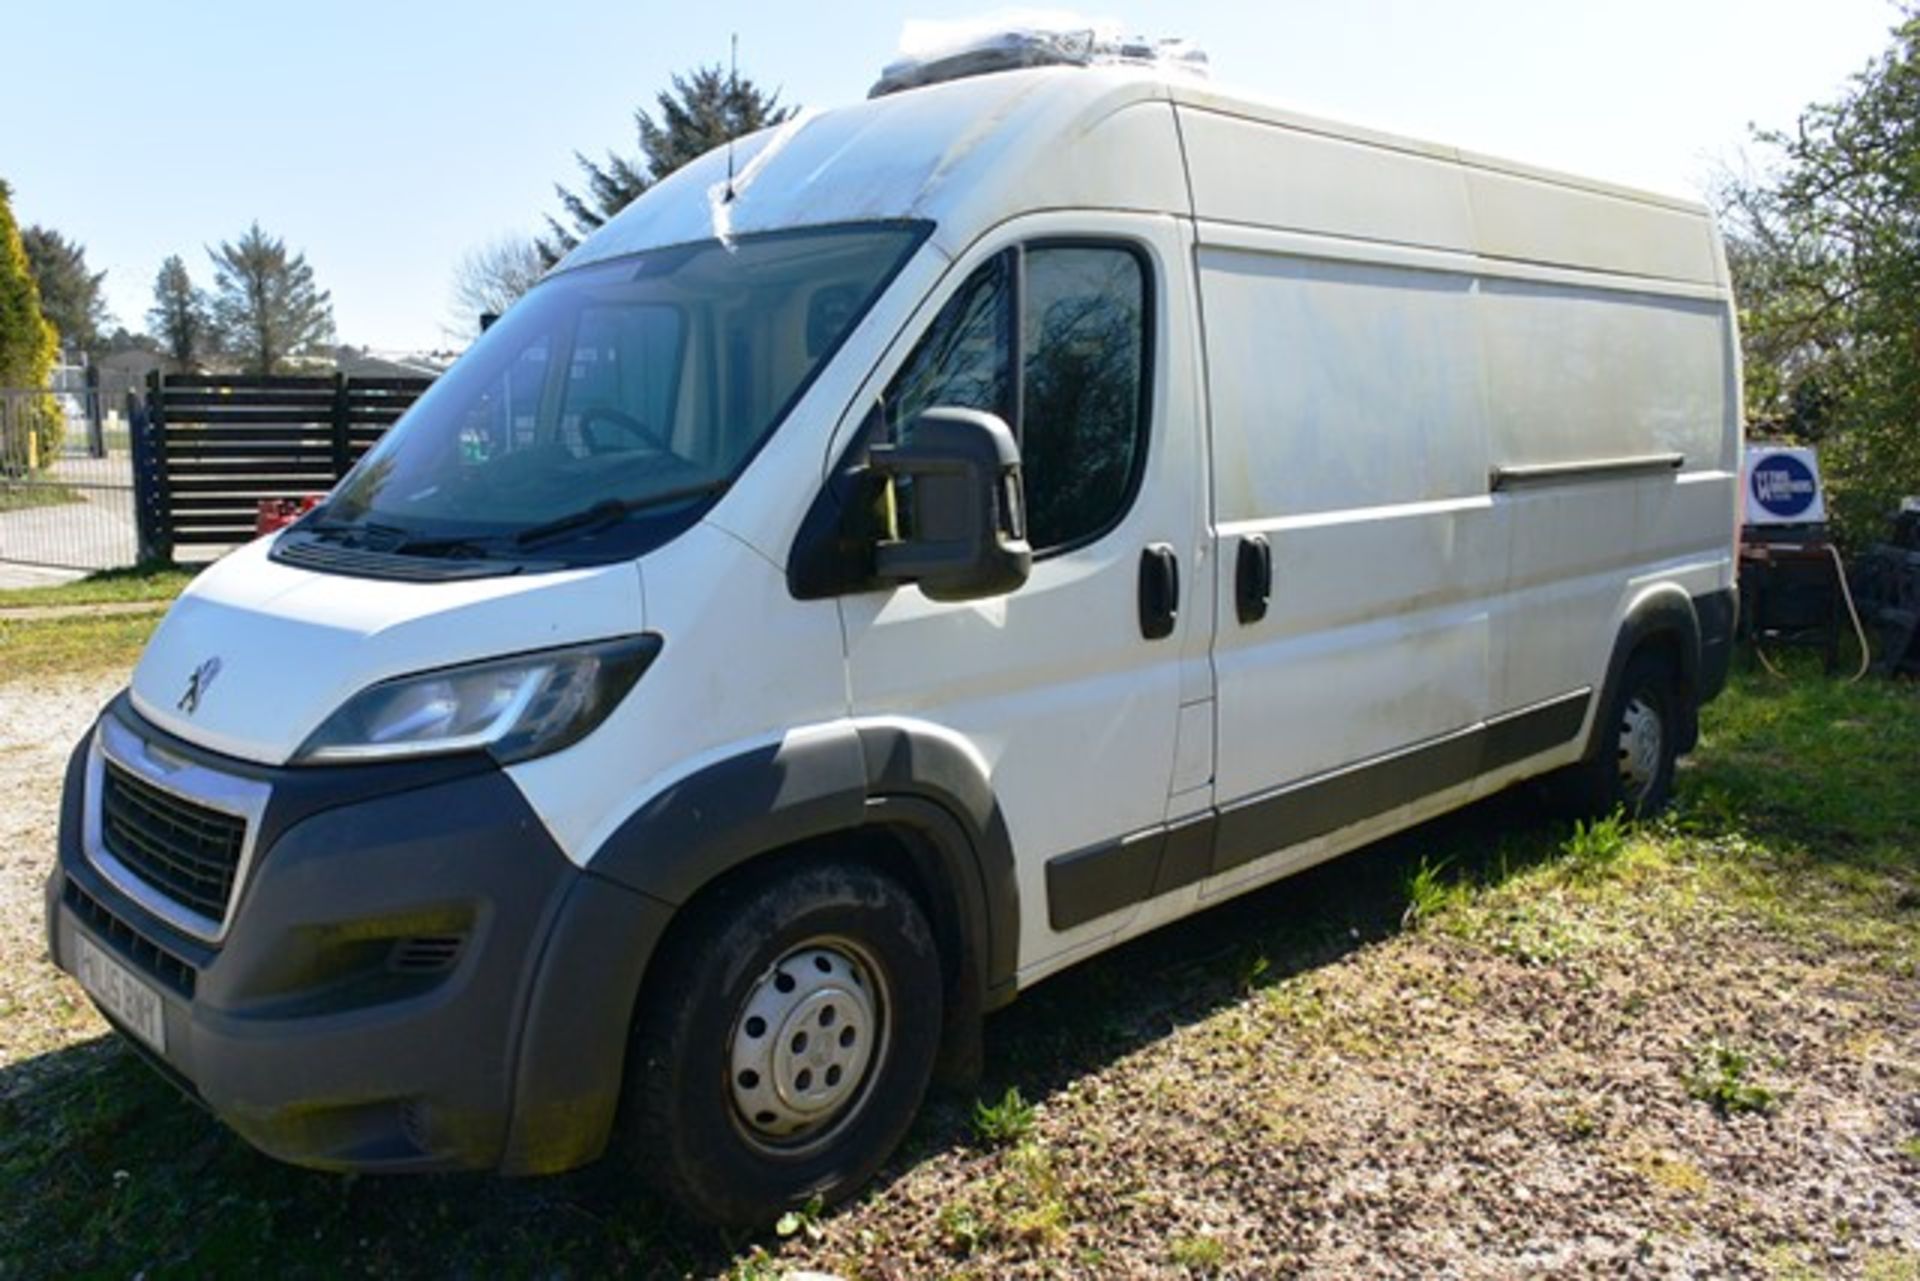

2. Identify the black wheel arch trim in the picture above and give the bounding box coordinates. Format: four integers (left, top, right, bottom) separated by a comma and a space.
584, 722, 1021, 1011
1590, 588, 1705, 759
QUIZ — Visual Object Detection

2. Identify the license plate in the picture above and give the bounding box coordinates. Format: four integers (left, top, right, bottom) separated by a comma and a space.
74, 933, 167, 1055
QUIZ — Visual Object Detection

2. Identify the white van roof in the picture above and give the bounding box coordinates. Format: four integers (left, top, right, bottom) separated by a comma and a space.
561, 67, 1183, 271
562, 66, 1715, 285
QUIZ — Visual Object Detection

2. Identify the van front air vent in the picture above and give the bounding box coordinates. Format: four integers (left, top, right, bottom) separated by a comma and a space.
271, 533, 521, 582
389, 936, 465, 975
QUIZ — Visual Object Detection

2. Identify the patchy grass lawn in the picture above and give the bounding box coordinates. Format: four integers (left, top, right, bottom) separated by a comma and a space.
0, 612, 164, 683
0, 482, 81, 513
1, 663, 1916, 1279
0, 563, 197, 610
0, 564, 191, 682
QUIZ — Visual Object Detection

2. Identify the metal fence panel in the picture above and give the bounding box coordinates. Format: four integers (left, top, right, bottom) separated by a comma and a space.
0, 386, 141, 571
0, 372, 436, 571
145, 372, 433, 554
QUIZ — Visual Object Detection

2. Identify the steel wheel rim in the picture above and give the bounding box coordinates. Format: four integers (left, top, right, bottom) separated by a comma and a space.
727, 936, 890, 1155
1617, 693, 1663, 802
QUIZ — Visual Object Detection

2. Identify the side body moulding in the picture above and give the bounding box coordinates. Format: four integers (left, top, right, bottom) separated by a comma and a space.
1044, 690, 1592, 932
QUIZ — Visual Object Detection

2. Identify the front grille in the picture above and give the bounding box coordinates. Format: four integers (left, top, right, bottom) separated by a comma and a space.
63, 879, 197, 998
100, 760, 247, 926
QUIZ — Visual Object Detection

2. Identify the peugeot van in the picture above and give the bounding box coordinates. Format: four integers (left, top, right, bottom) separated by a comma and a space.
46, 63, 1740, 1224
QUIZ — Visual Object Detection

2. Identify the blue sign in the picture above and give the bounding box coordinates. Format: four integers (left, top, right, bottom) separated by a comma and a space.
1750, 453, 1818, 519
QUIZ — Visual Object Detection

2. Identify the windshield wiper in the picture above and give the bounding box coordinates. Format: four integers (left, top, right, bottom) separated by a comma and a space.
296, 517, 406, 544
392, 533, 499, 559
512, 479, 731, 549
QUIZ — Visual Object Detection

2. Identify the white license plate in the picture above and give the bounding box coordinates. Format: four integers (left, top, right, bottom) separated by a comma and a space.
74, 933, 167, 1055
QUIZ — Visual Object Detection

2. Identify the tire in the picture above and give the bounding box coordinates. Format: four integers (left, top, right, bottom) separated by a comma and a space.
622, 858, 943, 1226
1547, 648, 1682, 820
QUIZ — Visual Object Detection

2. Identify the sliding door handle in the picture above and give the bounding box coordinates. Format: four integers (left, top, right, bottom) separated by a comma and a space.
1235, 534, 1272, 623
1138, 543, 1179, 640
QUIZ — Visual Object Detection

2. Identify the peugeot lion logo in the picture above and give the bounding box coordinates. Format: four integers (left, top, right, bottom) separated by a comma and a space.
178, 657, 223, 715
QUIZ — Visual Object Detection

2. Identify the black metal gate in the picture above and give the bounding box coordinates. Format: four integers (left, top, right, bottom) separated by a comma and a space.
0, 379, 142, 572
138, 372, 433, 560
0, 372, 437, 572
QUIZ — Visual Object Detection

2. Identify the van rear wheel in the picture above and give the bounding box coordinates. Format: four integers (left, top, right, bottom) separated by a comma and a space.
622, 859, 942, 1226
1547, 649, 1681, 820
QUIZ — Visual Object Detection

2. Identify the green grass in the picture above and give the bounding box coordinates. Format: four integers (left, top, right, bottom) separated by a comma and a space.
0, 481, 81, 512
1686, 653, 1920, 860
1169, 1232, 1227, 1272
0, 563, 197, 610
0, 565, 191, 679
1401, 854, 1464, 927
1562, 809, 1630, 878
1683, 1038, 1784, 1116
0, 611, 164, 681
773, 1196, 826, 1243
971, 1086, 1038, 1147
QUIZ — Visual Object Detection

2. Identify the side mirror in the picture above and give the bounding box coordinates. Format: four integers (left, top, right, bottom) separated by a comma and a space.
868, 408, 1032, 602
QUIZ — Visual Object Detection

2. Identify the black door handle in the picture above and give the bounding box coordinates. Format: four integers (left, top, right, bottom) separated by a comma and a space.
1138, 543, 1179, 640
1235, 534, 1272, 624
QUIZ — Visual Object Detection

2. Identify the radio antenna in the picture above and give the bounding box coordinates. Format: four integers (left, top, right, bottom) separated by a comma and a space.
724, 32, 739, 203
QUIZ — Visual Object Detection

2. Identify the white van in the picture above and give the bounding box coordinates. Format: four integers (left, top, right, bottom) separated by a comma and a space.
46, 63, 1739, 1224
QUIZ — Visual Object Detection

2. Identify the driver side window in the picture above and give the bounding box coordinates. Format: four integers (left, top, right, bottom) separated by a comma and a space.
881, 242, 1150, 554
884, 252, 1015, 438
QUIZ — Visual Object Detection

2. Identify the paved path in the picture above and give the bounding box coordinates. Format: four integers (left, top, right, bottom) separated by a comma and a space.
0, 450, 140, 575
0, 563, 83, 592
0, 600, 170, 622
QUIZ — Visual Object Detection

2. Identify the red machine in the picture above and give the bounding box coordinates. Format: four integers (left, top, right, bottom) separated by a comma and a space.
254, 494, 323, 535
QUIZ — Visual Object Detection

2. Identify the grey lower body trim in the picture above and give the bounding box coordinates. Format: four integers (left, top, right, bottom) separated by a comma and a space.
1695, 587, 1736, 704
45, 702, 665, 1177
589, 722, 1022, 1009
1044, 814, 1212, 931
1214, 689, 1589, 872
1045, 690, 1590, 932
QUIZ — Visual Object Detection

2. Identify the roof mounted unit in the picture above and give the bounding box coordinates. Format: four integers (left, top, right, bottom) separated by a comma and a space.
870, 12, 1209, 98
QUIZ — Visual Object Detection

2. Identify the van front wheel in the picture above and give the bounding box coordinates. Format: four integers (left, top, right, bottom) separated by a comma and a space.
622, 859, 942, 1226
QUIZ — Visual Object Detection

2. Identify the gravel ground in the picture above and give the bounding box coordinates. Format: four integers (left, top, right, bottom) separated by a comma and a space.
0, 673, 120, 1077
1, 664, 1916, 1279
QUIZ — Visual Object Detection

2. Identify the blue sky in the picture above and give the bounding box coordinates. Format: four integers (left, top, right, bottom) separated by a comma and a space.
2, 1, 1903, 351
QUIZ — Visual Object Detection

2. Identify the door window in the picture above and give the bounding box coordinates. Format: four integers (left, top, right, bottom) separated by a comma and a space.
880, 243, 1150, 554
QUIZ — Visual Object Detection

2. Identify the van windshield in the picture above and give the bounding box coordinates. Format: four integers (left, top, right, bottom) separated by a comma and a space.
310, 222, 926, 561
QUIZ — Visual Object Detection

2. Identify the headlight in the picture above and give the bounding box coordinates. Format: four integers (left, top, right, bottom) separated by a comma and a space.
294, 635, 661, 765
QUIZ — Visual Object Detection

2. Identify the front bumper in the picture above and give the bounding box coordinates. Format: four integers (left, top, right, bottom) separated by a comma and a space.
45, 695, 671, 1175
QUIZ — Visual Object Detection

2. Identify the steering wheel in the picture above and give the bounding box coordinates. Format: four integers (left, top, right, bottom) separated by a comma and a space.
578, 404, 671, 455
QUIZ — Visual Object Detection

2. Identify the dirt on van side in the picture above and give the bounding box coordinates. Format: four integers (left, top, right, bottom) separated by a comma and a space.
1, 664, 1916, 1279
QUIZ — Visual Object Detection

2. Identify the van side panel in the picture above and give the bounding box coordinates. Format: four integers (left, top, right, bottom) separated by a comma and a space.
1174, 104, 1738, 911
1479, 280, 1733, 470
1465, 168, 1722, 284
1178, 109, 1475, 252
1196, 232, 1499, 824
1478, 273, 1739, 717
